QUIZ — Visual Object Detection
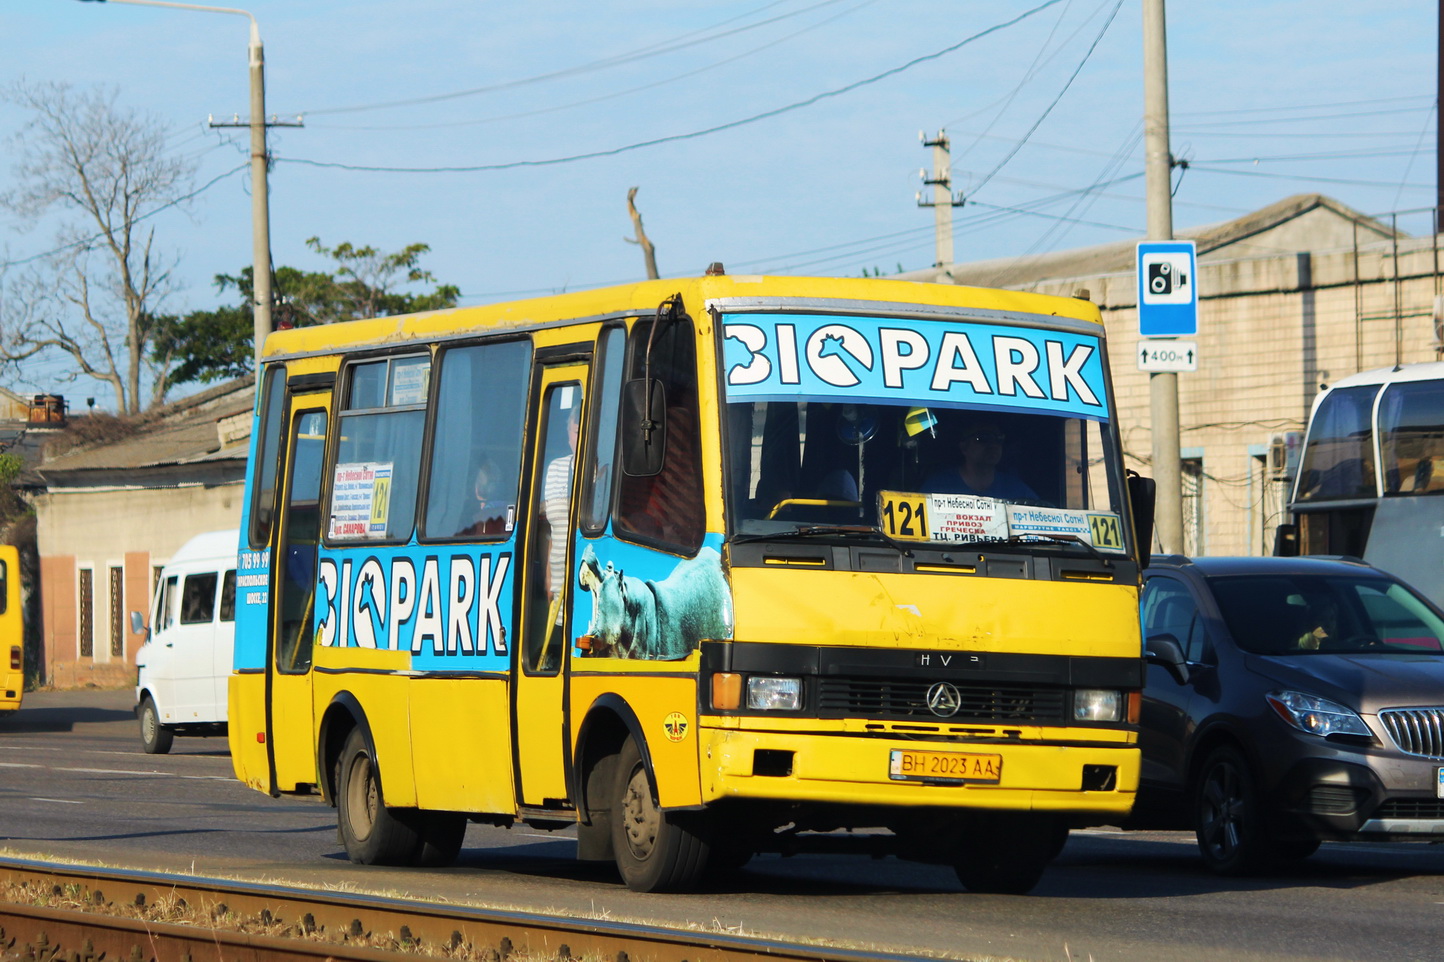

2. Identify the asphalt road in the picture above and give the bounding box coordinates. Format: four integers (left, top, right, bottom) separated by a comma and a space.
3, 689, 1444, 962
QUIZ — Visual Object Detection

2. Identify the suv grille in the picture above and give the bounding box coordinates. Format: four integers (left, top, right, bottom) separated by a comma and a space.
816, 677, 1066, 723
1379, 708, 1444, 759
1375, 798, 1444, 819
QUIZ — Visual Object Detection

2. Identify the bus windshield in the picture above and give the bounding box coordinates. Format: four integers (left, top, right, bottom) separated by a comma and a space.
1380, 379, 1444, 495
726, 399, 1126, 550
1295, 385, 1378, 502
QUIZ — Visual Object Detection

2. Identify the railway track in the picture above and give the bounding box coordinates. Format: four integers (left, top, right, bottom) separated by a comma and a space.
0, 856, 936, 962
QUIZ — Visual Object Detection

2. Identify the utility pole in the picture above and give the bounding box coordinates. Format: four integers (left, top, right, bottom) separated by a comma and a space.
1143, 0, 1184, 554
917, 131, 965, 268
625, 187, 659, 280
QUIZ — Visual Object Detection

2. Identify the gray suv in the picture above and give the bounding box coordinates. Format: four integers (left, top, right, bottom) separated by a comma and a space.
1132, 555, 1444, 873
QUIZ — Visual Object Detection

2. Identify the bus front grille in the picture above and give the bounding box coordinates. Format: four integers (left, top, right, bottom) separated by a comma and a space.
816, 677, 1066, 723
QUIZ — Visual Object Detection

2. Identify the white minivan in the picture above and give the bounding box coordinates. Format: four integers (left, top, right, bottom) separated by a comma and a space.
133, 529, 239, 754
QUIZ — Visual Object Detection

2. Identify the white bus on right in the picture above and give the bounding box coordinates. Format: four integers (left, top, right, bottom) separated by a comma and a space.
1285, 361, 1444, 602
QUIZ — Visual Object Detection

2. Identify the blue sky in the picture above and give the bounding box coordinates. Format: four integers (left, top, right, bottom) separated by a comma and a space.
1, 0, 1436, 399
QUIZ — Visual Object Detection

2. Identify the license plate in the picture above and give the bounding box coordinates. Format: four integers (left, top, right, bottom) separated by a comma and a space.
889, 749, 1002, 783
1437, 767, 1444, 799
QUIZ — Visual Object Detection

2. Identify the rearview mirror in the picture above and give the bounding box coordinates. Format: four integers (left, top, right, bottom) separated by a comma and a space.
1127, 473, 1157, 566
1145, 633, 1189, 685
621, 378, 666, 477
129, 610, 149, 639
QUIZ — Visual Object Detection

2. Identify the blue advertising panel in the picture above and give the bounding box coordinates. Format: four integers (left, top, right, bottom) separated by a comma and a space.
1137, 240, 1198, 337
721, 313, 1109, 419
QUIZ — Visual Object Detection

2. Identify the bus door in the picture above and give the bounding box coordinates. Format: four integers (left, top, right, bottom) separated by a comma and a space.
514, 363, 589, 807
267, 396, 330, 792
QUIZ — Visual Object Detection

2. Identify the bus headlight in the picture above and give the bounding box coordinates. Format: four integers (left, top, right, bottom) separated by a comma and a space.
1074, 688, 1123, 722
747, 676, 802, 711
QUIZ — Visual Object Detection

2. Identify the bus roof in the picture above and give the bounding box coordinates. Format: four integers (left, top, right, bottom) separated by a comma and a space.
259, 274, 1103, 362
1326, 361, 1444, 390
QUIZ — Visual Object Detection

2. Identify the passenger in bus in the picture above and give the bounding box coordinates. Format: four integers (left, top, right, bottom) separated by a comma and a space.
923, 419, 1040, 501
543, 405, 580, 622
457, 460, 511, 537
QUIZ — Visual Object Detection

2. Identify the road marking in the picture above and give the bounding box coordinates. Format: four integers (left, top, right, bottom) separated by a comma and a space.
0, 761, 229, 781
27, 798, 83, 804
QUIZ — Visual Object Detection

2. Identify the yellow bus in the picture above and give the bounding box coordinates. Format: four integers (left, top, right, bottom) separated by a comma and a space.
0, 545, 23, 717
230, 272, 1154, 893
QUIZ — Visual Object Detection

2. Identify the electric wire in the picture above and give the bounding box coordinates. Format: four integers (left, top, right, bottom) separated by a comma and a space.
276, 0, 1067, 174
306, 0, 880, 132
302, 0, 854, 116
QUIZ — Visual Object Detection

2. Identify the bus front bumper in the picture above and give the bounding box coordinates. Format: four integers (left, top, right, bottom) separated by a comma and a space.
699, 726, 1138, 815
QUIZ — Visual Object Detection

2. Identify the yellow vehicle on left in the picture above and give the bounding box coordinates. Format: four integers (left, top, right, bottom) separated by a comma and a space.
0, 546, 23, 716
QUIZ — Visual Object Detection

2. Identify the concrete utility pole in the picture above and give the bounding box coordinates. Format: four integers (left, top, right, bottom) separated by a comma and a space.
625, 187, 659, 280
917, 131, 965, 268
1143, 0, 1184, 554
78, 0, 275, 374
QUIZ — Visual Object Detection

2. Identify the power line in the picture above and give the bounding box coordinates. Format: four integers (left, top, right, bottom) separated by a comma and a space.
967, 0, 1125, 197
301, 0, 852, 116
306, 0, 880, 133
1184, 164, 1432, 190
276, 0, 1067, 174
0, 163, 248, 269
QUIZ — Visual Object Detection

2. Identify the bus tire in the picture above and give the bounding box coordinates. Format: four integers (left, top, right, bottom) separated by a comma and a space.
138, 696, 173, 755
336, 727, 420, 865
411, 812, 467, 867
953, 812, 1061, 895
610, 736, 710, 892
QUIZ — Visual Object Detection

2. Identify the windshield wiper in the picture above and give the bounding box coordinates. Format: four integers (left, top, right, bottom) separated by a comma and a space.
732, 524, 914, 557
956, 533, 1114, 566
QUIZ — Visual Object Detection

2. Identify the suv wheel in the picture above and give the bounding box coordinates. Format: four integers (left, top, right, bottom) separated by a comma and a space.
1194, 745, 1268, 875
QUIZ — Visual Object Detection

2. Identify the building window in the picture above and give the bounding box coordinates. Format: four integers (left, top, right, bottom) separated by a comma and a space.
78, 567, 94, 659
109, 566, 124, 657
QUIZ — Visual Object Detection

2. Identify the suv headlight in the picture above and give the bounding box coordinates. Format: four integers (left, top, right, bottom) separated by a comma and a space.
1266, 690, 1371, 737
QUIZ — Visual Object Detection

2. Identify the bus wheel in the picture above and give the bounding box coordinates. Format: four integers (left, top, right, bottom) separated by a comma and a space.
138, 697, 173, 755
412, 812, 467, 867
953, 813, 1061, 894
336, 728, 419, 865
610, 736, 710, 892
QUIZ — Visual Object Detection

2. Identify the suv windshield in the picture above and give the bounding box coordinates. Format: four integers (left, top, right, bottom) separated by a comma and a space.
1208, 573, 1444, 655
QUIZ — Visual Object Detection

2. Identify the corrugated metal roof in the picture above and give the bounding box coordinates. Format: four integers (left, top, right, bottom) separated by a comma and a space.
38, 378, 254, 479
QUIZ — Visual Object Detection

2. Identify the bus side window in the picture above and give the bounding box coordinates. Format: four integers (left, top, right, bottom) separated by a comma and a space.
0, 558, 7, 614
582, 325, 625, 532
423, 339, 533, 540
615, 317, 704, 552
249, 367, 286, 549
328, 355, 430, 543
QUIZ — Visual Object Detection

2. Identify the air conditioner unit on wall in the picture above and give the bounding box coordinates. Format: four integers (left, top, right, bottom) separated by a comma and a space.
1268, 431, 1303, 478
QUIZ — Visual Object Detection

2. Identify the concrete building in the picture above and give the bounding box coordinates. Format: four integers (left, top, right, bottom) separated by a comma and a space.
32, 377, 252, 688
906, 194, 1441, 557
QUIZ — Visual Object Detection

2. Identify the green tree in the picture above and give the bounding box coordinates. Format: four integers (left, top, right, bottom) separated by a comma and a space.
152, 238, 460, 388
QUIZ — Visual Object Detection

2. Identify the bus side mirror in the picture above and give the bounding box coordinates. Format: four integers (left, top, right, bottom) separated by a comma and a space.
129, 610, 149, 639
621, 377, 667, 477
1127, 473, 1157, 567
1273, 522, 1298, 557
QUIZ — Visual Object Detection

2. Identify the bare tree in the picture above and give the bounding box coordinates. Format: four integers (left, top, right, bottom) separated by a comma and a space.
0, 80, 197, 414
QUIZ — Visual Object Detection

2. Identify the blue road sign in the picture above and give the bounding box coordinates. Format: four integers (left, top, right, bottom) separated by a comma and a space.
1137, 240, 1198, 337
